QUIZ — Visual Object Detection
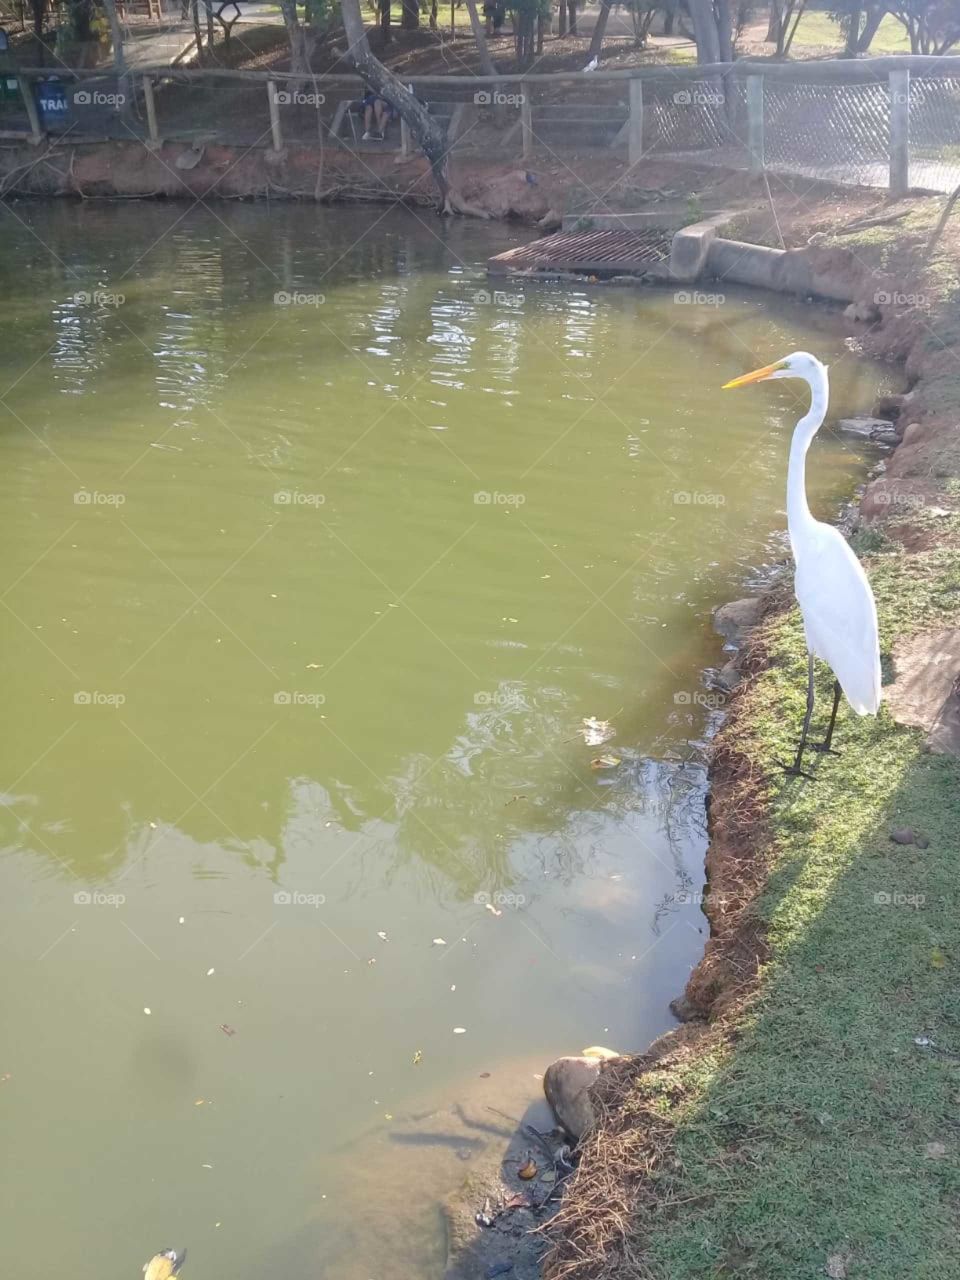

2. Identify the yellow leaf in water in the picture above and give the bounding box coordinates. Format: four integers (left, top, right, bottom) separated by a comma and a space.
931, 947, 947, 969
590, 754, 621, 770
518, 1158, 538, 1180
413, 1049, 423, 1065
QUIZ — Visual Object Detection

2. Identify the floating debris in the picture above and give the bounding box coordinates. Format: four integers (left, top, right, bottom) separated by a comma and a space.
219, 1024, 236, 1037
453, 1026, 467, 1034
590, 754, 621, 770
377, 931, 389, 942
413, 1049, 423, 1065
432, 938, 447, 946
143, 1007, 152, 1016
518, 1158, 538, 1180
484, 902, 502, 917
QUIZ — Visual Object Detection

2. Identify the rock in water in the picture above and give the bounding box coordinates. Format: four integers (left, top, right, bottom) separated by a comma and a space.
543, 1056, 603, 1140
713, 598, 763, 649
835, 416, 899, 446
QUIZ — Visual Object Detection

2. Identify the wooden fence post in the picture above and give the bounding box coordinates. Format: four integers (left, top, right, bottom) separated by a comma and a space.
746, 74, 764, 175
267, 80, 283, 153
521, 89, 533, 159
888, 68, 909, 196
142, 76, 160, 147
628, 77, 643, 167
18, 75, 43, 144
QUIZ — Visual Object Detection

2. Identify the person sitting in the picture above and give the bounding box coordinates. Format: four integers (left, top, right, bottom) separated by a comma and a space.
361, 90, 396, 141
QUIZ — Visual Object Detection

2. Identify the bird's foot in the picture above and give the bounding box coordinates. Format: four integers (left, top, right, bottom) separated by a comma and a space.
776, 758, 817, 781
809, 741, 841, 756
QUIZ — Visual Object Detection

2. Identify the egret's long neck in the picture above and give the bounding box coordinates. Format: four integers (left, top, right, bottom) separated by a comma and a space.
787, 365, 828, 555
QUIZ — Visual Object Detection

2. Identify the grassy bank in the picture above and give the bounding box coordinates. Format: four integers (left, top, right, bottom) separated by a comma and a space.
545, 209, 960, 1279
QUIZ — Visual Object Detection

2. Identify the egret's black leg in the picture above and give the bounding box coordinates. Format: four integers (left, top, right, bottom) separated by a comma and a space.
779, 653, 818, 780
811, 680, 843, 756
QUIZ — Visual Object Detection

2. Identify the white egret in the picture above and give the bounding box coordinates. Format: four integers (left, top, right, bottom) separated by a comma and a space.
723, 352, 881, 777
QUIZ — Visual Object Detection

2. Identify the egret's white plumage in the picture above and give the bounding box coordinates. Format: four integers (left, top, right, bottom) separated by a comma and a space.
723, 351, 880, 765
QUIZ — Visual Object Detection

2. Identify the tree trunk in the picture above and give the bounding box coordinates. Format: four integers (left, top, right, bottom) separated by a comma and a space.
204, 0, 215, 50
380, 0, 392, 41
558, 0, 567, 36
844, 1, 861, 54
568, 0, 578, 35
766, 0, 782, 42
279, 0, 309, 72
688, 0, 720, 62
715, 0, 733, 61
514, 8, 535, 65
536, 10, 544, 53
340, 0, 456, 210
857, 4, 884, 52
464, 0, 497, 74
588, 0, 612, 58
430, 0, 438, 29
401, 0, 419, 29
779, 0, 807, 55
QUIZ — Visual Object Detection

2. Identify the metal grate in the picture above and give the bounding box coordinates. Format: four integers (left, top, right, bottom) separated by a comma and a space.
489, 229, 671, 277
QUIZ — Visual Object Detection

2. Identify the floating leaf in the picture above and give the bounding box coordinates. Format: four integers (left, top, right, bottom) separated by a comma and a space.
413, 1049, 423, 1065
590, 754, 621, 770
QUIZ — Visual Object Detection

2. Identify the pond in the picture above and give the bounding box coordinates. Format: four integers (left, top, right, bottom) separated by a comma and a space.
0, 203, 888, 1279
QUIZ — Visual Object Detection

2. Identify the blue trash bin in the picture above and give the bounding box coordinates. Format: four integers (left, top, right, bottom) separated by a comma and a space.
34, 76, 69, 130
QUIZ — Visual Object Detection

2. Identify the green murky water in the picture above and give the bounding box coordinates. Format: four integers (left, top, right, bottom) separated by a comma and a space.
0, 203, 888, 1279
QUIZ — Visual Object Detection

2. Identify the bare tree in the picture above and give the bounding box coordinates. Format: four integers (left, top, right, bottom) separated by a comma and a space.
887, 0, 960, 53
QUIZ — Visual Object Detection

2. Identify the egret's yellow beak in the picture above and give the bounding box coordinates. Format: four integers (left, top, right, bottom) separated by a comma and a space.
722, 360, 787, 389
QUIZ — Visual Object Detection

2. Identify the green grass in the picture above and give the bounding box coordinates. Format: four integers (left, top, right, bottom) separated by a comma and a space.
630, 541, 960, 1279
790, 10, 912, 55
